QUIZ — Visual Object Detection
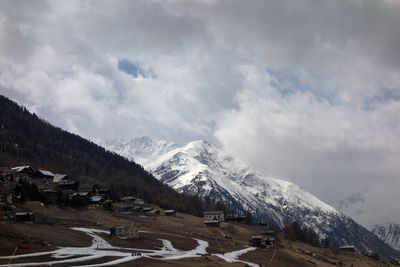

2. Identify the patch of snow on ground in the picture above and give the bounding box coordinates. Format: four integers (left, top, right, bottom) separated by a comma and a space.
0, 227, 258, 267
214, 247, 258, 267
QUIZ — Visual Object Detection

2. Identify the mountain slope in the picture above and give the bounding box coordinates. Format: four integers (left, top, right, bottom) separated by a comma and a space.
147, 140, 336, 225
0, 94, 220, 215
372, 223, 400, 251
101, 137, 400, 260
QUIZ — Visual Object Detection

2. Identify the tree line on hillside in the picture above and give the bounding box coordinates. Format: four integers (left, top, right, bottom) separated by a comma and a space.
283, 221, 327, 247
12, 180, 89, 208
0, 94, 226, 216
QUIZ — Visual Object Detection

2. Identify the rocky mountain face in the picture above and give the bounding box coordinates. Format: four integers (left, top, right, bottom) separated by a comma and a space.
372, 223, 400, 251
97, 136, 178, 166
98, 136, 400, 259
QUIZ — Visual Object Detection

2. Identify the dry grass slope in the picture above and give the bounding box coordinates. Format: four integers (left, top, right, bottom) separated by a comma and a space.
0, 202, 397, 267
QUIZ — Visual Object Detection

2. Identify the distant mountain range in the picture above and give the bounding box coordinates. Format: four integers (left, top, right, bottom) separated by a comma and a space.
372, 223, 400, 251
97, 136, 400, 260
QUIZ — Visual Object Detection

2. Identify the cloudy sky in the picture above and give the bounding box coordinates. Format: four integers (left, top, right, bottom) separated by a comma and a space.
1, 0, 399, 226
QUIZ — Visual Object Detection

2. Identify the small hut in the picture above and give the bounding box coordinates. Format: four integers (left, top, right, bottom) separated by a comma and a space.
15, 212, 35, 222
249, 230, 276, 248
165, 210, 176, 217
203, 211, 224, 222
340, 245, 355, 252
111, 224, 139, 239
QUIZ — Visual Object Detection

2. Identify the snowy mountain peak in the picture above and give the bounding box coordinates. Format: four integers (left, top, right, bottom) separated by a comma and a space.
96, 136, 178, 166
97, 136, 400, 259
189, 139, 211, 146
181, 140, 218, 157
133, 135, 153, 144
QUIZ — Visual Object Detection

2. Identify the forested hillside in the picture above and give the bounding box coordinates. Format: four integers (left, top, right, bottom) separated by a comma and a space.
0, 94, 223, 215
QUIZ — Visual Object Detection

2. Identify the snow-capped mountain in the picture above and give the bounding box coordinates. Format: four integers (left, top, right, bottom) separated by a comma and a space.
97, 136, 178, 166
147, 140, 338, 228
98, 136, 400, 259
372, 223, 400, 251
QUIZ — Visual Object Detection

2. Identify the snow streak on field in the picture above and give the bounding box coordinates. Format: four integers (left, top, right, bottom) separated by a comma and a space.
214, 247, 258, 267
0, 227, 257, 266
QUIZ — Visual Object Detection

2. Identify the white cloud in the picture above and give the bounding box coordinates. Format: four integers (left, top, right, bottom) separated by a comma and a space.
214, 64, 400, 225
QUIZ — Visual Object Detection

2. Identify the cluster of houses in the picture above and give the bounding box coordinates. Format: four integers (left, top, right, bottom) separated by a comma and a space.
0, 165, 178, 225
0, 165, 114, 206
203, 210, 247, 226
202, 210, 276, 248
0, 166, 152, 210
118, 196, 161, 215
249, 230, 276, 248
1, 165, 279, 246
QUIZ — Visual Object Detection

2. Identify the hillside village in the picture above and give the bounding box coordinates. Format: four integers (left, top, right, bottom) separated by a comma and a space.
0, 165, 163, 218
0, 165, 253, 230
1, 165, 400, 266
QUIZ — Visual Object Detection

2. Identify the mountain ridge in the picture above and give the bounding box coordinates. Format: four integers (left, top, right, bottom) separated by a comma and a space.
98, 136, 400, 260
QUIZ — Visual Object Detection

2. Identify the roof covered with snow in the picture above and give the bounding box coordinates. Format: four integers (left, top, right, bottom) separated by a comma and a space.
38, 169, 55, 177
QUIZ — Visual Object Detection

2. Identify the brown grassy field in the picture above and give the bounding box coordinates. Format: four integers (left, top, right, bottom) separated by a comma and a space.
0, 202, 397, 267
